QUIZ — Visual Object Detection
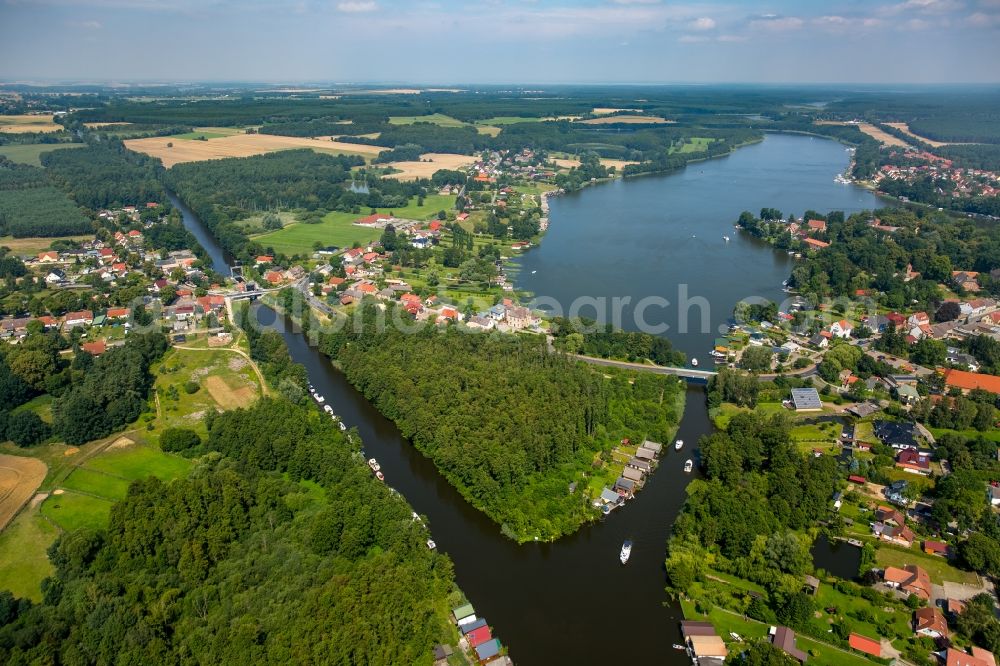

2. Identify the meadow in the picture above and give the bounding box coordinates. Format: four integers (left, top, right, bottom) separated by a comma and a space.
389, 113, 467, 127
0, 142, 85, 166
253, 192, 455, 255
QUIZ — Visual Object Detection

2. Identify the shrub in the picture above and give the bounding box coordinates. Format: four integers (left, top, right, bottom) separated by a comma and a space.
183, 380, 200, 394
160, 427, 201, 453
6, 411, 50, 447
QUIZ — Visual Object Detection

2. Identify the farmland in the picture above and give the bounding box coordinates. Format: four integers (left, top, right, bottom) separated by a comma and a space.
0, 454, 47, 531
389, 113, 466, 127
124, 133, 387, 167
0, 142, 85, 166
0, 114, 63, 133
381, 152, 478, 181
253, 192, 455, 255
576, 114, 671, 125
884, 122, 955, 147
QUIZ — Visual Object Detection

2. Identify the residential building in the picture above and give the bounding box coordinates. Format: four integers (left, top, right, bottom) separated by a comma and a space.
914, 607, 948, 639
771, 626, 808, 664
882, 564, 931, 600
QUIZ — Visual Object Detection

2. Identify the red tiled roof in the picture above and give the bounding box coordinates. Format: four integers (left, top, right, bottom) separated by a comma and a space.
849, 634, 881, 657
942, 368, 1000, 395
81, 340, 106, 356
467, 625, 492, 647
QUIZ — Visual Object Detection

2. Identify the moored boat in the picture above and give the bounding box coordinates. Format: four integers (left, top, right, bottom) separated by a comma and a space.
368, 458, 380, 472
375, 470, 384, 481
691, 358, 699, 367
674, 439, 683, 451
619, 540, 632, 565
427, 539, 436, 549
683, 459, 693, 473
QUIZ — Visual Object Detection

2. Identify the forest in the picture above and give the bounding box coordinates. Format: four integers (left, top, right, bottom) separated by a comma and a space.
40, 141, 166, 210
550, 317, 686, 366
0, 158, 91, 237
319, 304, 684, 541
0, 398, 458, 665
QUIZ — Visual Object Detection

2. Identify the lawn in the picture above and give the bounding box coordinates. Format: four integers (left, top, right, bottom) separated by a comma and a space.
672, 137, 714, 154
389, 114, 467, 127
83, 444, 192, 482
12, 394, 54, 422
0, 142, 85, 166
40, 490, 113, 531
875, 544, 978, 585
61, 467, 132, 501
0, 504, 58, 601
171, 126, 246, 140
929, 427, 1000, 443
253, 193, 455, 255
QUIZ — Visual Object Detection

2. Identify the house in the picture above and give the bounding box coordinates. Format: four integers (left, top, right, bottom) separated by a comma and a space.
264, 270, 284, 285
947, 648, 998, 666
875, 505, 906, 527
909, 312, 931, 327
45, 268, 67, 284
864, 314, 891, 334
255, 255, 273, 265
830, 319, 854, 339
466, 625, 492, 648
621, 466, 644, 483
452, 603, 475, 624
849, 634, 882, 658
806, 219, 827, 233
81, 340, 106, 356
64, 310, 94, 328
614, 476, 635, 496
106, 307, 129, 320
873, 521, 915, 547
874, 420, 919, 449
848, 474, 867, 484
803, 237, 830, 250
808, 333, 829, 349
475, 639, 502, 662
882, 565, 931, 600
952, 271, 981, 293
914, 607, 948, 639
896, 449, 931, 475
791, 388, 822, 412
923, 540, 950, 557
628, 457, 652, 473
942, 368, 1000, 396
988, 484, 1000, 507
771, 626, 808, 663
37, 251, 60, 263
947, 599, 967, 618
896, 384, 920, 406
599, 488, 621, 505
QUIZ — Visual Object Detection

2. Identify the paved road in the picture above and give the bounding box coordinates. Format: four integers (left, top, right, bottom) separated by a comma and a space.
572, 354, 717, 381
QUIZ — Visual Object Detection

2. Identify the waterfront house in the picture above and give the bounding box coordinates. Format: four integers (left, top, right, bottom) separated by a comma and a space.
634, 447, 656, 461
622, 466, 643, 483
641, 440, 663, 455
914, 607, 948, 639
599, 488, 621, 505
803, 238, 829, 251
628, 457, 652, 473
475, 639, 502, 662
614, 477, 635, 496
466, 625, 492, 648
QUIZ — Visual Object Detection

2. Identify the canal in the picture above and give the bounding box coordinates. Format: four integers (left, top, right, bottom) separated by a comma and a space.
175, 132, 885, 664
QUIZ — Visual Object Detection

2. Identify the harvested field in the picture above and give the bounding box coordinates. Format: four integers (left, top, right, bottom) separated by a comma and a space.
205, 375, 257, 409
592, 107, 641, 115
0, 114, 62, 133
382, 153, 477, 181
576, 115, 671, 125
0, 454, 47, 531
0, 234, 93, 254
124, 133, 386, 167
885, 122, 954, 147
816, 120, 909, 147
83, 122, 132, 129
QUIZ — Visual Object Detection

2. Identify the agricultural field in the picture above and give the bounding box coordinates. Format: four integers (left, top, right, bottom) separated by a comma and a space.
474, 116, 545, 126
124, 133, 386, 168
672, 137, 715, 154
40, 489, 114, 531
0, 142, 85, 166
576, 114, 671, 125
389, 113, 467, 127
0, 114, 62, 133
550, 156, 637, 171
171, 126, 246, 140
381, 153, 478, 181
0, 501, 57, 601
253, 193, 454, 255
884, 122, 954, 147
0, 454, 47, 530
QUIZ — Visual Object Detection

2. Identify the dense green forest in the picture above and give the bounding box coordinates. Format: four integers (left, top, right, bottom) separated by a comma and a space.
0, 398, 458, 665
0, 158, 91, 237
550, 318, 686, 366
319, 304, 684, 541
40, 141, 166, 209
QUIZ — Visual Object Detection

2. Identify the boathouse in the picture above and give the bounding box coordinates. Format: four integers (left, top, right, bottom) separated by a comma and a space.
622, 467, 644, 483
635, 447, 656, 461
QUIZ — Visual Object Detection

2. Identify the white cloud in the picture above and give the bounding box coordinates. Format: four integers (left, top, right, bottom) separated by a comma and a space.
689, 16, 716, 30
964, 10, 1000, 23
716, 33, 746, 42
748, 15, 803, 31
337, 0, 376, 12
80, 19, 103, 28
880, 0, 964, 16
812, 15, 883, 31
679, 34, 708, 42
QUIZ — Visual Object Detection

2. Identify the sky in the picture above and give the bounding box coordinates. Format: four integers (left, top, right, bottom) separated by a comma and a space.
1, 0, 999, 84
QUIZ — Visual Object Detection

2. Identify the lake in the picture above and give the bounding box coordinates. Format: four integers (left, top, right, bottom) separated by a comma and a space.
515, 133, 887, 360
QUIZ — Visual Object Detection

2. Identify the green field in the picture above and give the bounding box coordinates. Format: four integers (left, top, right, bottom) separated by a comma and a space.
0, 505, 58, 601
171, 126, 246, 140
61, 467, 132, 500
253, 193, 455, 255
0, 142, 85, 166
672, 137, 714, 154
389, 114, 467, 127
83, 443, 192, 482
41, 490, 114, 531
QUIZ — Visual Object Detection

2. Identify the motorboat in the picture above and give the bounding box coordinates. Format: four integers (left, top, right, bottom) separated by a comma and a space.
675, 439, 683, 451
323, 405, 333, 414
620, 540, 633, 565
368, 458, 380, 472
683, 459, 694, 473
338, 421, 347, 431
426, 539, 436, 550
314, 394, 325, 404
375, 471, 384, 482
723, 235, 730, 242
691, 358, 699, 367
673, 644, 686, 651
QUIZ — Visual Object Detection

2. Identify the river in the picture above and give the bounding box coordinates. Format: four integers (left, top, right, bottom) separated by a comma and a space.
173, 133, 885, 664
